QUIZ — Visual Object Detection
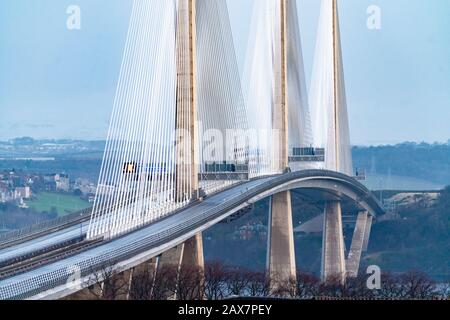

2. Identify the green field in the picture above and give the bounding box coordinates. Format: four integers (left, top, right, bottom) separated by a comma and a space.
28, 192, 90, 216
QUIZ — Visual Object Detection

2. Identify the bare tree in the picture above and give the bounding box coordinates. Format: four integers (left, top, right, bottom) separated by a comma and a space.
398, 270, 436, 299
83, 260, 129, 300
151, 264, 178, 300
269, 275, 297, 298
129, 263, 205, 301
377, 272, 404, 299
226, 266, 251, 297
440, 281, 450, 299
295, 271, 321, 299
204, 261, 229, 300
95, 259, 444, 301
246, 271, 271, 298
341, 275, 376, 299
176, 264, 204, 300
129, 265, 158, 300
316, 276, 345, 298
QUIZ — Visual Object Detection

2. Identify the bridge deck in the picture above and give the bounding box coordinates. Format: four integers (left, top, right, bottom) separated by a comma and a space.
0, 170, 383, 300
0, 223, 88, 265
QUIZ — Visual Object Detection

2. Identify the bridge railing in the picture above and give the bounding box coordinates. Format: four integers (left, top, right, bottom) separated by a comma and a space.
0, 187, 161, 248
0, 207, 93, 248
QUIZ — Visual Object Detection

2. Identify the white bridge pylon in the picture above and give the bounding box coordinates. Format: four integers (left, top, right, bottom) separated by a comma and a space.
243, 0, 313, 175
310, 0, 353, 176
88, 0, 252, 240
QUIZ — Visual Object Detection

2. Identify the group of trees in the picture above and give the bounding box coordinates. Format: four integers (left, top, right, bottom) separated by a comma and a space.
84, 261, 449, 300
0, 203, 57, 230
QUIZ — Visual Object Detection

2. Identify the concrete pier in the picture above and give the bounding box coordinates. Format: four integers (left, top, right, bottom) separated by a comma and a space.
175, 0, 199, 202
321, 201, 346, 284
156, 233, 204, 300
362, 215, 373, 252
159, 244, 185, 269
267, 191, 297, 288
346, 211, 368, 278
266, 0, 296, 291
181, 233, 204, 270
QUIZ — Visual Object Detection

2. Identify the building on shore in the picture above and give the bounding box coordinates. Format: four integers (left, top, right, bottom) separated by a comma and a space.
14, 186, 31, 199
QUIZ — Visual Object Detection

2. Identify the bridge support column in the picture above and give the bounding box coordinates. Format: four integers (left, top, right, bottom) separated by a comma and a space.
266, 0, 295, 291
321, 201, 346, 284
346, 211, 368, 278
182, 233, 205, 270
156, 233, 204, 300
181, 232, 205, 300
159, 244, 185, 268
131, 257, 158, 277
362, 215, 373, 252
267, 191, 296, 290
174, 0, 199, 202
154, 244, 185, 300
158, 234, 204, 271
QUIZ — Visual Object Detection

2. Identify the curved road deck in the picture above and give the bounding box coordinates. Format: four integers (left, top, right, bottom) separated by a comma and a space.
0, 170, 383, 300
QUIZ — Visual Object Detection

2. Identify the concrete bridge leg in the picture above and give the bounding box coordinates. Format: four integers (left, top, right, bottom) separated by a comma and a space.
321, 201, 346, 284
155, 244, 185, 300
181, 233, 204, 270
346, 211, 368, 278
156, 233, 204, 300
267, 191, 297, 290
157, 233, 204, 270
159, 244, 185, 269
181, 232, 205, 300
362, 215, 373, 252
130, 257, 158, 278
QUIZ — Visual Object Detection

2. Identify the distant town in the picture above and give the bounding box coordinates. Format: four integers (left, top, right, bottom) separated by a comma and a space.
0, 170, 97, 206
0, 138, 105, 231
0, 138, 105, 208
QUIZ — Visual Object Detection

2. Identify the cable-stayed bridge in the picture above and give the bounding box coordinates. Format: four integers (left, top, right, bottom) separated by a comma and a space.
0, 0, 383, 300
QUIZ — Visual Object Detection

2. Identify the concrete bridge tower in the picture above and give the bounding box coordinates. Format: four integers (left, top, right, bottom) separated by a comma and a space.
267, 0, 297, 288
175, 0, 200, 202
321, 0, 348, 284
173, 0, 204, 277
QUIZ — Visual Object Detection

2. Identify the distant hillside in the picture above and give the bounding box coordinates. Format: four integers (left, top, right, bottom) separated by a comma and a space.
364, 186, 450, 279
205, 187, 450, 280
0, 137, 105, 159
1, 139, 449, 186
353, 142, 450, 186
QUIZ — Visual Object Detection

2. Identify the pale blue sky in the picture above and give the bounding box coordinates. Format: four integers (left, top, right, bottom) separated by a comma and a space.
0, 0, 449, 145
